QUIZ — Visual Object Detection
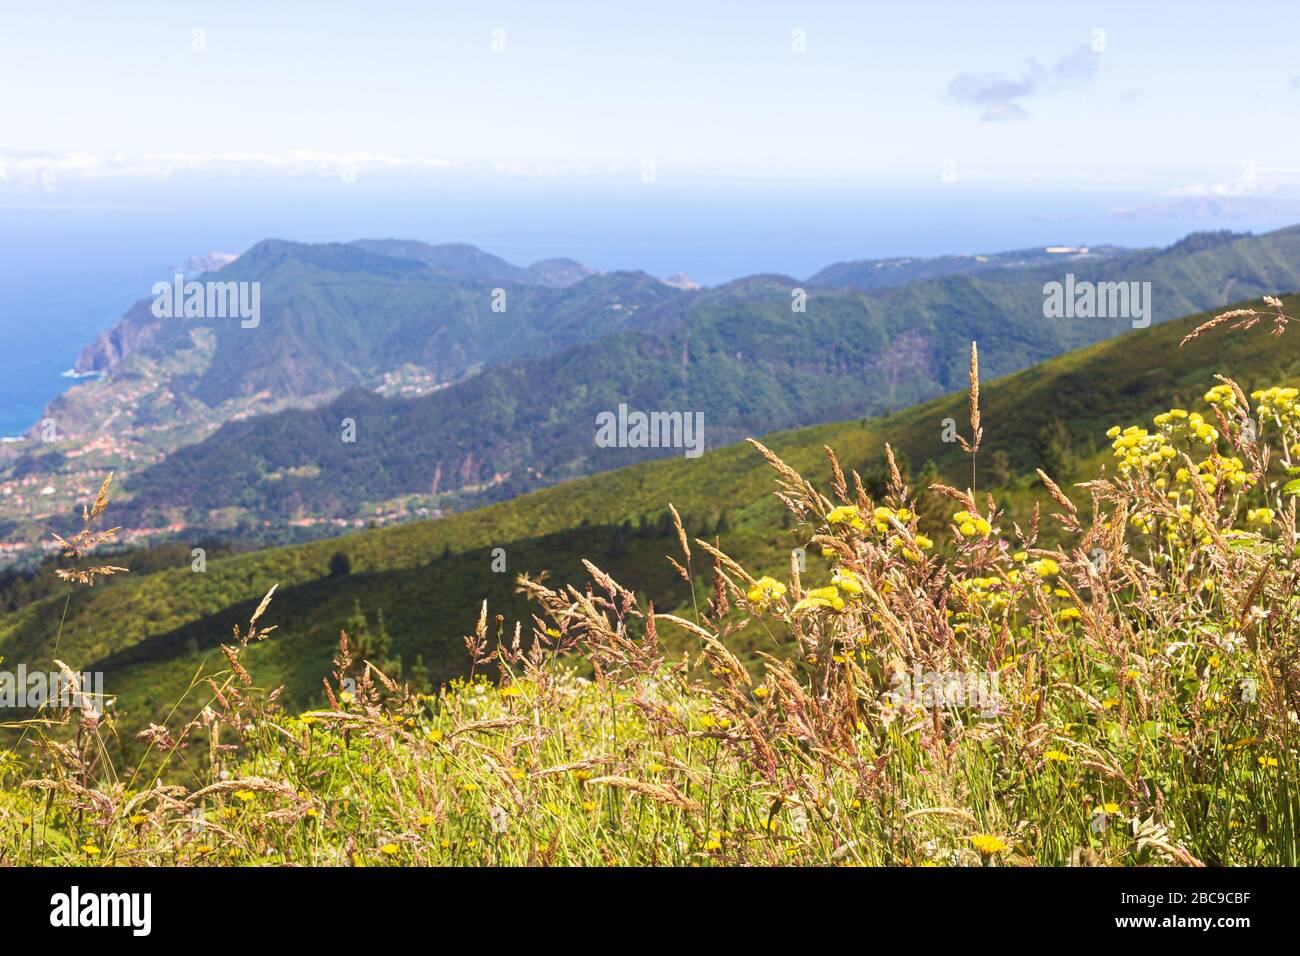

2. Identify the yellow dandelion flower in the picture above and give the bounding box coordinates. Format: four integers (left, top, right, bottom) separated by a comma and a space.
969, 834, 1009, 856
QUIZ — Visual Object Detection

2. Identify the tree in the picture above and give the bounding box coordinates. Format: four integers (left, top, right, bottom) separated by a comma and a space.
914, 459, 947, 528
607, 524, 627, 559
1038, 417, 1074, 479
862, 449, 910, 500
983, 449, 1012, 487
346, 600, 396, 674
328, 551, 352, 577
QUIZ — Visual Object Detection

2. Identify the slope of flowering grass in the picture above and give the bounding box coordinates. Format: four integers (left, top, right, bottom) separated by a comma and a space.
2, 298, 1299, 866
5, 292, 1300, 762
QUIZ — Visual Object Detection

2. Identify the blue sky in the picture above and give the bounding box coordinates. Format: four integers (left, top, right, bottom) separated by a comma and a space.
2, 0, 1297, 200
3, 0, 1300, 436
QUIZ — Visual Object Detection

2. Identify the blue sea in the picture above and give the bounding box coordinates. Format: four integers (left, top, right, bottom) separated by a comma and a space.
2, 178, 1295, 437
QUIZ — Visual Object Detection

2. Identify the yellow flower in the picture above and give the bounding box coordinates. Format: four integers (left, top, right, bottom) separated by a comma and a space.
831, 568, 864, 595
1246, 507, 1273, 528
380, 843, 399, 856
827, 505, 865, 530
1258, 756, 1279, 768
500, 685, 523, 698
81, 843, 101, 856
969, 834, 1009, 856
952, 510, 991, 538
793, 585, 846, 612
1057, 608, 1081, 623
1043, 749, 1070, 763
233, 789, 255, 803
1028, 557, 1060, 578
1103, 802, 1120, 814
746, 576, 787, 605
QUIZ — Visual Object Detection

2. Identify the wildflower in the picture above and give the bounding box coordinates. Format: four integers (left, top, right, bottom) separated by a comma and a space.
827, 505, 865, 530
81, 843, 100, 857
793, 585, 846, 612
746, 576, 787, 606
1204, 384, 1237, 408
1043, 749, 1070, 763
831, 567, 864, 595
500, 685, 523, 698
380, 843, 399, 856
1027, 557, 1060, 578
952, 510, 991, 538
1246, 507, 1273, 528
233, 789, 255, 803
969, 834, 1008, 857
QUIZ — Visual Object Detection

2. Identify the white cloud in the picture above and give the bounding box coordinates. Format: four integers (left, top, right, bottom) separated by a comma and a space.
1111, 167, 1300, 219
945, 45, 1102, 121
0, 149, 461, 189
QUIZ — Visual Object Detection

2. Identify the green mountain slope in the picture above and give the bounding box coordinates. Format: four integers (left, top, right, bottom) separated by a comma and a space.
110, 226, 1300, 539
5, 292, 1300, 751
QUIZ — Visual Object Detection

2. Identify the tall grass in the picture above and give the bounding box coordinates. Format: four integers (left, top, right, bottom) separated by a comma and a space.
2, 304, 1298, 866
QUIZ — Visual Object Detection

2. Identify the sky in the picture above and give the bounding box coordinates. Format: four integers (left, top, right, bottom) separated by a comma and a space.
1, 0, 1298, 199
2, 1, 1300, 434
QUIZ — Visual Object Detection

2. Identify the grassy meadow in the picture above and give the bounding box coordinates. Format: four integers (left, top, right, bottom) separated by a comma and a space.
3, 296, 1300, 866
